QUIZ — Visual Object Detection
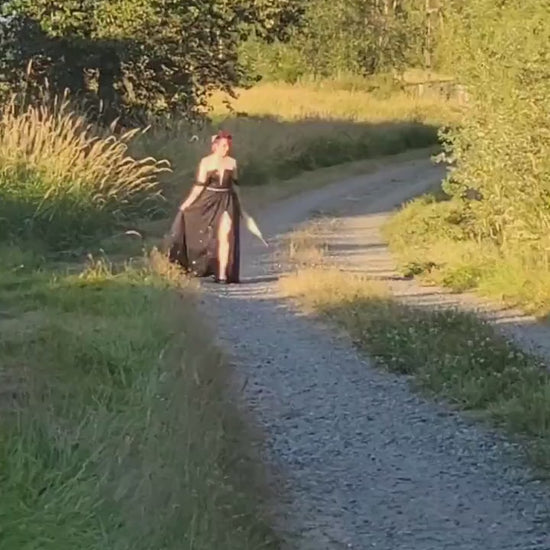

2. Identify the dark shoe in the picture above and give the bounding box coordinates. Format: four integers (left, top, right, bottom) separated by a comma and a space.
214, 277, 229, 285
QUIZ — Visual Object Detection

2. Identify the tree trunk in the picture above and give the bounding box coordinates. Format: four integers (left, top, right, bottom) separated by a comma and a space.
98, 51, 121, 122
57, 45, 86, 95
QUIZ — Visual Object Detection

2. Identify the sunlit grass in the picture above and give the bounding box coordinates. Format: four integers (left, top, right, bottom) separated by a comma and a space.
134, 82, 460, 207
384, 194, 550, 317
280, 221, 550, 473
0, 245, 277, 550
0, 79, 461, 549
0, 98, 169, 248
209, 83, 460, 125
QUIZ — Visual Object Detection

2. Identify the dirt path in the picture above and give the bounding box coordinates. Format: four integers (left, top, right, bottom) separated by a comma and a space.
316, 183, 550, 365
202, 156, 550, 549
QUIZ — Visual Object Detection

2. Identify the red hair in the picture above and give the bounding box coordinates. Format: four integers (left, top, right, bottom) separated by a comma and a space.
211, 130, 232, 153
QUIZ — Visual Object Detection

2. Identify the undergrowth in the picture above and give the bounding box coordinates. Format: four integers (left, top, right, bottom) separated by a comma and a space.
0, 99, 168, 249
384, 2, 550, 319
384, 192, 550, 318
0, 245, 277, 550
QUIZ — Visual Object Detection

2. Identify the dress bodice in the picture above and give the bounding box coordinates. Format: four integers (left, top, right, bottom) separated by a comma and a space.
204, 169, 235, 190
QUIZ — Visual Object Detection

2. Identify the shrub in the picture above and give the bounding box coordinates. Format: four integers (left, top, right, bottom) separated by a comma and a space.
0, 98, 169, 248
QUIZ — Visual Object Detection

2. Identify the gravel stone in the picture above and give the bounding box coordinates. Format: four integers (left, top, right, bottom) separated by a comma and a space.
200, 157, 550, 549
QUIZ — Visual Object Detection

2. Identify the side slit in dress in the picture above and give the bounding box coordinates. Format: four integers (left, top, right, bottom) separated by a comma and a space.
168, 169, 241, 283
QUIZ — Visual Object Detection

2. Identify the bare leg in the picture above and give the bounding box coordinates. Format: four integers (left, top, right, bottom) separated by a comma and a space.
217, 211, 232, 280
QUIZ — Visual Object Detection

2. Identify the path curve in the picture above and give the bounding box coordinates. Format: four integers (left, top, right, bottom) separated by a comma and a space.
202, 156, 550, 549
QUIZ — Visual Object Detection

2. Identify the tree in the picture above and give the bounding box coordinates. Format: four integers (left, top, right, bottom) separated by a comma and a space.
344, 0, 427, 75
240, 0, 428, 82
0, 0, 304, 122
437, 0, 550, 244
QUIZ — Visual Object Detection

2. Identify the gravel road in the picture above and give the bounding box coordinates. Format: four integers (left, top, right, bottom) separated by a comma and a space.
201, 156, 550, 549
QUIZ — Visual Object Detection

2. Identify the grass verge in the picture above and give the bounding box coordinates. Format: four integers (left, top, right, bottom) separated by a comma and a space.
384, 192, 550, 318
0, 245, 277, 550
280, 224, 550, 473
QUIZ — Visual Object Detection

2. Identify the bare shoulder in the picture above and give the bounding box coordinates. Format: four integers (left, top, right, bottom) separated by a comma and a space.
200, 155, 213, 167
227, 156, 237, 169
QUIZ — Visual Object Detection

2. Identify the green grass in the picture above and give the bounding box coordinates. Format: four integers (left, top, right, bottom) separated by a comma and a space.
0, 81, 458, 547
281, 231, 550, 474
0, 245, 277, 550
384, 192, 550, 317
1, 85, 458, 250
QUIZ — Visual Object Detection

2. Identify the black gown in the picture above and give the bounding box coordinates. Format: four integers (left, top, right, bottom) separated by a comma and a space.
168, 169, 241, 283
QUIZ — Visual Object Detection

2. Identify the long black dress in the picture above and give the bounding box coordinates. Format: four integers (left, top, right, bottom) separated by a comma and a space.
168, 169, 241, 283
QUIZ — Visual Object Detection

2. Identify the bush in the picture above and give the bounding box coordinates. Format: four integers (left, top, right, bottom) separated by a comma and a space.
387, 2, 550, 313
0, 99, 169, 249
438, 0, 550, 245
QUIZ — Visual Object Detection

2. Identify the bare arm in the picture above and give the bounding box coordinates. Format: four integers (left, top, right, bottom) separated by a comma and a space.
180, 185, 203, 211
180, 159, 207, 211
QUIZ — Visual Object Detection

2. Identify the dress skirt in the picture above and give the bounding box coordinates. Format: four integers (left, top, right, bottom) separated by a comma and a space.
168, 187, 240, 283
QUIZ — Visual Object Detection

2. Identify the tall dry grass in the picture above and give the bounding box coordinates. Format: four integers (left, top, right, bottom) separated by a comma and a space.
0, 83, 458, 250
0, 98, 169, 248
134, 82, 461, 206
0, 83, 458, 249
209, 83, 459, 125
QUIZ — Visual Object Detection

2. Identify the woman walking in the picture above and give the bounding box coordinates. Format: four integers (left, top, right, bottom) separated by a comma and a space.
168, 131, 241, 284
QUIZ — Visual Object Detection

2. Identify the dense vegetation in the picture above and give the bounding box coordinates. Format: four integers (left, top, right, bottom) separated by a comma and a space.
0, 2, 456, 547
0, 0, 458, 251
0, 4, 299, 548
386, 1, 550, 316
0, 0, 303, 121
0, 249, 277, 550
4, 0, 549, 546
241, 0, 438, 83
0, 99, 170, 248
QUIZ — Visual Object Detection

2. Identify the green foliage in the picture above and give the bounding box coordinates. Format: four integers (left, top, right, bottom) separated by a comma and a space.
385, 193, 471, 247
241, 0, 430, 82
386, 194, 550, 315
0, 249, 276, 549
438, 0, 550, 244
0, 0, 304, 121
388, 1, 550, 313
